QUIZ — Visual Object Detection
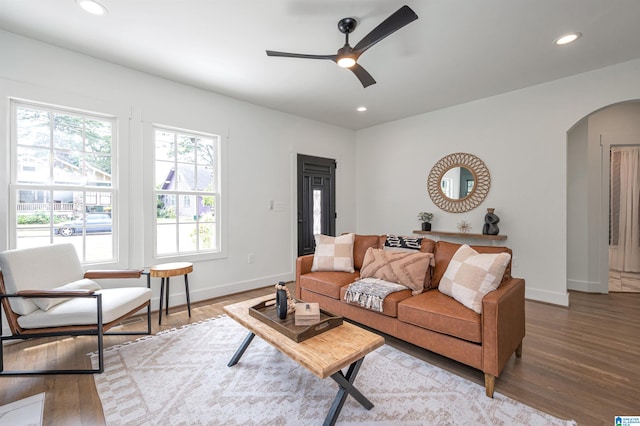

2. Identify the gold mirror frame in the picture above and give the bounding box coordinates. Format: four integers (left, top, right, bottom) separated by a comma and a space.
427, 152, 491, 213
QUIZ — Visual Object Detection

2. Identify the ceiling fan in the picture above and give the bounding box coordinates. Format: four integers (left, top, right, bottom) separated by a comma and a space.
266, 5, 418, 88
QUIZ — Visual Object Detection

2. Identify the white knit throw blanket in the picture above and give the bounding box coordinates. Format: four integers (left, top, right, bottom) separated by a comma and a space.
344, 278, 408, 312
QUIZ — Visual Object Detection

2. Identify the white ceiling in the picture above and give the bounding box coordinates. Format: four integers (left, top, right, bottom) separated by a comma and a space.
2, 1, 640, 130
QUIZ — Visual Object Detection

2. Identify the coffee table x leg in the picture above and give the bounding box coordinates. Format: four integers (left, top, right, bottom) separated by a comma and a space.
227, 331, 373, 426
325, 357, 372, 426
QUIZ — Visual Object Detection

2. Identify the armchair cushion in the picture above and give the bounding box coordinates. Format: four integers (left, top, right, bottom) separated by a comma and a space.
31, 279, 101, 311
17, 287, 152, 329
0, 244, 85, 315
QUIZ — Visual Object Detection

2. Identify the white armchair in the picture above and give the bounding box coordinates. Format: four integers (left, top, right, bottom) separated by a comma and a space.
0, 243, 152, 375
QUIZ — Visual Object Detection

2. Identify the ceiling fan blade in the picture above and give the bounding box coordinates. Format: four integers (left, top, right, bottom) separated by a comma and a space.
353, 5, 418, 54
266, 50, 337, 61
349, 63, 376, 88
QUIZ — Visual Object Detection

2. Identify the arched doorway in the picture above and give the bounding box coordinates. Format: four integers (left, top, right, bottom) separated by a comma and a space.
567, 101, 640, 293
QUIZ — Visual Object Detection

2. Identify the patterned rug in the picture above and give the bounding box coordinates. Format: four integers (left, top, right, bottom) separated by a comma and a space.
91, 316, 575, 425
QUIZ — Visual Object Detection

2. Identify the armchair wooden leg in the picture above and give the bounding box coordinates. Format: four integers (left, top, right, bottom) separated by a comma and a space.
484, 373, 496, 398
515, 341, 523, 358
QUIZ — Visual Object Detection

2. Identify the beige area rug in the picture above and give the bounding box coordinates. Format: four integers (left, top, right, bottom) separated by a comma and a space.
91, 316, 575, 425
0, 392, 44, 426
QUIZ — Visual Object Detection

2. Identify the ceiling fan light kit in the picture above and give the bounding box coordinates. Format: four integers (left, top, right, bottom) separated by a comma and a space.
266, 5, 418, 87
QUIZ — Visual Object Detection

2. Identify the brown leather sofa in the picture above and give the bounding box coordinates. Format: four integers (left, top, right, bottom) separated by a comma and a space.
295, 234, 525, 398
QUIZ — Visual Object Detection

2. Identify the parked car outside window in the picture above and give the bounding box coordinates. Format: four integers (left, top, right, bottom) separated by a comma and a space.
55, 213, 112, 236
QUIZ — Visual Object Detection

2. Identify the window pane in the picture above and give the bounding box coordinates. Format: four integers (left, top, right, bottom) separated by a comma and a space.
16, 198, 52, 250
157, 194, 176, 223
313, 189, 322, 235
199, 195, 216, 220
176, 163, 196, 190
179, 223, 197, 252
178, 195, 196, 222
198, 223, 216, 250
86, 154, 112, 185
85, 119, 112, 154
53, 113, 84, 151
157, 224, 177, 255
156, 162, 174, 189
197, 165, 215, 191
16, 107, 50, 148
17, 146, 50, 184
177, 135, 195, 163
53, 151, 83, 184
155, 130, 174, 161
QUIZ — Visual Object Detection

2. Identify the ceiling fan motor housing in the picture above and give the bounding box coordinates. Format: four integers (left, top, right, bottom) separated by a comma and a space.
338, 17, 357, 34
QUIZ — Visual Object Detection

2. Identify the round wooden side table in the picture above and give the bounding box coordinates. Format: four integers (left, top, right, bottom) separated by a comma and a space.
149, 262, 193, 325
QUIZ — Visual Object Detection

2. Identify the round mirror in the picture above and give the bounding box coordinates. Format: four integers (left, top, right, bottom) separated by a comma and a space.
428, 153, 490, 213
440, 166, 475, 200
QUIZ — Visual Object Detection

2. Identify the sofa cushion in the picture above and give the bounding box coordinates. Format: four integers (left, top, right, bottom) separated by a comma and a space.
360, 248, 433, 295
299, 271, 359, 299
311, 233, 355, 273
0, 244, 86, 315
32, 279, 102, 311
398, 290, 482, 343
341, 284, 412, 318
353, 234, 384, 270
17, 287, 152, 329
438, 244, 511, 314
432, 241, 512, 289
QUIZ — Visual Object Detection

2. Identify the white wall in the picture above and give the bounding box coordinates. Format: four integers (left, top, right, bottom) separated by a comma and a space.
355, 58, 640, 305
0, 31, 356, 317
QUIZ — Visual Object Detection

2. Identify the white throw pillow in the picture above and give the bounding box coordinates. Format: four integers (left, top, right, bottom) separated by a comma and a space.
32, 279, 102, 311
438, 244, 511, 314
311, 233, 355, 273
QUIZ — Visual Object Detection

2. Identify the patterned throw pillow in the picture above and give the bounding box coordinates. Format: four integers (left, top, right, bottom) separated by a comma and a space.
360, 248, 433, 295
311, 233, 355, 273
438, 244, 511, 314
383, 235, 423, 252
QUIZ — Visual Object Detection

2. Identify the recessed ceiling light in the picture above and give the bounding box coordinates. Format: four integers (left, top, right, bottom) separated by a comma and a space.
77, 0, 108, 16
356, 106, 367, 112
554, 32, 581, 45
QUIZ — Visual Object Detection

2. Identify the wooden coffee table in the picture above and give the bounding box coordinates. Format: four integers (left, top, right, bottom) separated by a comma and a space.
224, 295, 385, 426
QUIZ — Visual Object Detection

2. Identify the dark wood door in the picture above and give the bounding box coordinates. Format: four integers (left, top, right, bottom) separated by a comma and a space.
297, 154, 336, 256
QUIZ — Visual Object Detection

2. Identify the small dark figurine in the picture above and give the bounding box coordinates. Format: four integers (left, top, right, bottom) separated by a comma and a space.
482, 208, 500, 235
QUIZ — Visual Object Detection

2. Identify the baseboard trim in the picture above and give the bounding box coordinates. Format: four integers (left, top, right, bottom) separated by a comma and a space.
567, 279, 605, 293
525, 287, 570, 306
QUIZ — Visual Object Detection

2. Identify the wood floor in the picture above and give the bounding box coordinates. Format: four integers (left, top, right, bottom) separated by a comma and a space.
1, 286, 638, 426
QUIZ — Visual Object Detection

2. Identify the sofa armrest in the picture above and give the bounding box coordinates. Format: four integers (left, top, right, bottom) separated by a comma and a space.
295, 255, 315, 299
481, 277, 526, 377
84, 269, 143, 279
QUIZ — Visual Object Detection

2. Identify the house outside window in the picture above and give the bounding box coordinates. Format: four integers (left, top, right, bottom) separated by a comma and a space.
10, 100, 116, 263
154, 126, 220, 257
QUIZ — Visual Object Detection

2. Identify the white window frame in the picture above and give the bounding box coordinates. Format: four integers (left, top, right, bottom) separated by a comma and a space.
151, 124, 224, 261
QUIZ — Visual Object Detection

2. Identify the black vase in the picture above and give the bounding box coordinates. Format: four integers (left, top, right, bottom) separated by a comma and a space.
421, 222, 431, 231
276, 285, 288, 320
482, 208, 500, 235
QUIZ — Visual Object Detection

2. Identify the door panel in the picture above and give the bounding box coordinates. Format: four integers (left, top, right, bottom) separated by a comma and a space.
297, 155, 336, 256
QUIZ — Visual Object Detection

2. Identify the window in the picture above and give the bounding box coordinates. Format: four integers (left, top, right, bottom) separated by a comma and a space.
11, 100, 116, 263
154, 126, 220, 257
